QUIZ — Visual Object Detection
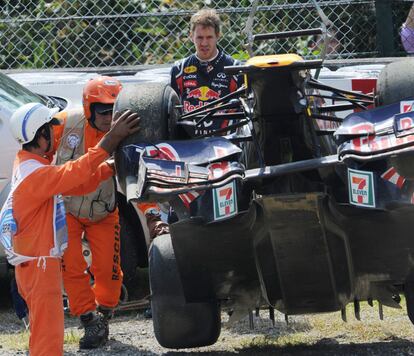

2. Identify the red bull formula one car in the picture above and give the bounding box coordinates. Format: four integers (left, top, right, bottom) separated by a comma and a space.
113, 26, 414, 348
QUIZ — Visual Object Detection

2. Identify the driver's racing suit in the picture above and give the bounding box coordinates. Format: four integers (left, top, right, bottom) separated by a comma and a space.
170, 49, 242, 136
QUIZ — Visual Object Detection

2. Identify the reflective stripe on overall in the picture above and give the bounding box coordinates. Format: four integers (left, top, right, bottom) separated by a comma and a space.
0, 159, 68, 266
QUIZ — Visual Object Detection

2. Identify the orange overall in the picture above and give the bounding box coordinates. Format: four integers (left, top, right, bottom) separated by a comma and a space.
52, 115, 122, 315
12, 146, 111, 356
53, 112, 163, 316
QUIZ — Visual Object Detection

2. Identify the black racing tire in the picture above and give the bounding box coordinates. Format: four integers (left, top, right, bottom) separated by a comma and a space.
117, 191, 148, 300
114, 82, 181, 194
376, 59, 414, 106
119, 212, 140, 285
405, 281, 414, 325
149, 234, 221, 349
118, 191, 148, 269
377, 60, 414, 179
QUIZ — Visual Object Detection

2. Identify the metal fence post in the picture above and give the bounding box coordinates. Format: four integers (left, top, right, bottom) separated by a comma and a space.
375, 0, 396, 56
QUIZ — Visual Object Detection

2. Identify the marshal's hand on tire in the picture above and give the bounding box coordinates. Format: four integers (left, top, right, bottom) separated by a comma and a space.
99, 110, 140, 153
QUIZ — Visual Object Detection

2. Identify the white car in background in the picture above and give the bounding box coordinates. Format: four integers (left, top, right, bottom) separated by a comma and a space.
0, 64, 384, 278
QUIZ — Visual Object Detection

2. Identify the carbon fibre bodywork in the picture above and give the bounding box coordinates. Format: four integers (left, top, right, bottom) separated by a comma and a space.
168, 190, 414, 316
113, 50, 414, 348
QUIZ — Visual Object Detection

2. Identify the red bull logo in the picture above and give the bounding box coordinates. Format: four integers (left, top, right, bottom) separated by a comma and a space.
187, 88, 202, 99
187, 86, 220, 101
183, 101, 204, 113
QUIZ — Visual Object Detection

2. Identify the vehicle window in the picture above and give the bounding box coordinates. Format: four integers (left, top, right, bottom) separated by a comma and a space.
0, 72, 46, 113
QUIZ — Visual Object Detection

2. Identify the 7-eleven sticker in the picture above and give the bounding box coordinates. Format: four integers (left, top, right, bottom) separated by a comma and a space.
348, 168, 376, 208
212, 181, 238, 221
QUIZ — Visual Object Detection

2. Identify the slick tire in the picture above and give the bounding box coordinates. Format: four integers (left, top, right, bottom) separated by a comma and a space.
114, 82, 181, 194
376, 59, 414, 106
377, 60, 414, 179
149, 234, 221, 349
117, 191, 149, 300
405, 281, 414, 325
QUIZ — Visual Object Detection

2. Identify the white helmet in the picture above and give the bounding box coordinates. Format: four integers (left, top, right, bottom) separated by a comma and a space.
9, 103, 60, 144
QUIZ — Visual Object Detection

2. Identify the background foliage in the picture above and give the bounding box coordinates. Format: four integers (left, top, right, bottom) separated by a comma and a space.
0, 0, 411, 69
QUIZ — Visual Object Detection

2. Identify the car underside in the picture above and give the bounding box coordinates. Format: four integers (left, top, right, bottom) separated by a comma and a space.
112, 22, 414, 349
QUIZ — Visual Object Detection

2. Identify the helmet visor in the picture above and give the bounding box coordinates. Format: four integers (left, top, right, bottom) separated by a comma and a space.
94, 103, 113, 115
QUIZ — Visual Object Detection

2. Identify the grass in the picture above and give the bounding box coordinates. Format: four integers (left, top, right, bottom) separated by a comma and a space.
0, 330, 30, 350
233, 299, 414, 351
1, 297, 414, 354
0, 329, 81, 352
64, 329, 82, 345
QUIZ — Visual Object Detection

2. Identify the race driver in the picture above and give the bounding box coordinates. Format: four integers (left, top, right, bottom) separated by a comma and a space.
170, 8, 242, 136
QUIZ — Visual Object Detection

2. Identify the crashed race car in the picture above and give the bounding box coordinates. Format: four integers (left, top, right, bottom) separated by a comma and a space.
112, 23, 414, 348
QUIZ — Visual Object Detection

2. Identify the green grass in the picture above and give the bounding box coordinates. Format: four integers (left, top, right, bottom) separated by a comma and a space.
234, 299, 413, 350
0, 330, 30, 350
0, 324, 81, 351
1, 298, 413, 353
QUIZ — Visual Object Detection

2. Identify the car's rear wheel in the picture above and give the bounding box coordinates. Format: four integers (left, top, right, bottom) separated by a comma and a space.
149, 234, 221, 349
113, 82, 180, 298
405, 281, 414, 325
114, 82, 181, 194
377, 60, 414, 179
376, 59, 414, 106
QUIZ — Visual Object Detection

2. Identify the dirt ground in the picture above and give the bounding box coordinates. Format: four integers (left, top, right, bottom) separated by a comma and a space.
2, 274, 414, 355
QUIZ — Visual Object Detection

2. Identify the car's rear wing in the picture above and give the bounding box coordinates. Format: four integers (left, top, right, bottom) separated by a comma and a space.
224, 58, 323, 76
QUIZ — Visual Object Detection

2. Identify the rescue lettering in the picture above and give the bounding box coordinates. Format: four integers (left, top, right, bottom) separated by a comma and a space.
112, 224, 120, 280
112, 267, 119, 280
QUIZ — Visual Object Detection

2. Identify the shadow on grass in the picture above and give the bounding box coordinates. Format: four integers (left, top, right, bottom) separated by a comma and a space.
64, 338, 160, 356
225, 318, 312, 336
164, 337, 414, 355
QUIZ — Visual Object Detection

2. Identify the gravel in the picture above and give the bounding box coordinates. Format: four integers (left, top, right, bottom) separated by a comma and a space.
3, 305, 414, 355
2, 274, 414, 355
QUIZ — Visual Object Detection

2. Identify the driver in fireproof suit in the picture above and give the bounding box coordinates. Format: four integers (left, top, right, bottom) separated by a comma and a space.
170, 8, 243, 137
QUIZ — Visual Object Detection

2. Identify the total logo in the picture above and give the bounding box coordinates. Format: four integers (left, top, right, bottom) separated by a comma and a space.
187, 86, 220, 101
184, 80, 197, 88
348, 168, 376, 208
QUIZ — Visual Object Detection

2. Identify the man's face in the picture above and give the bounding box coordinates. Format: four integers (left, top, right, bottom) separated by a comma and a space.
94, 109, 113, 132
191, 25, 219, 61
38, 123, 55, 155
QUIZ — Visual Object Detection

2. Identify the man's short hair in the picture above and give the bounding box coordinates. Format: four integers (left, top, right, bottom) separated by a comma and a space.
190, 8, 221, 36
22, 123, 49, 150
